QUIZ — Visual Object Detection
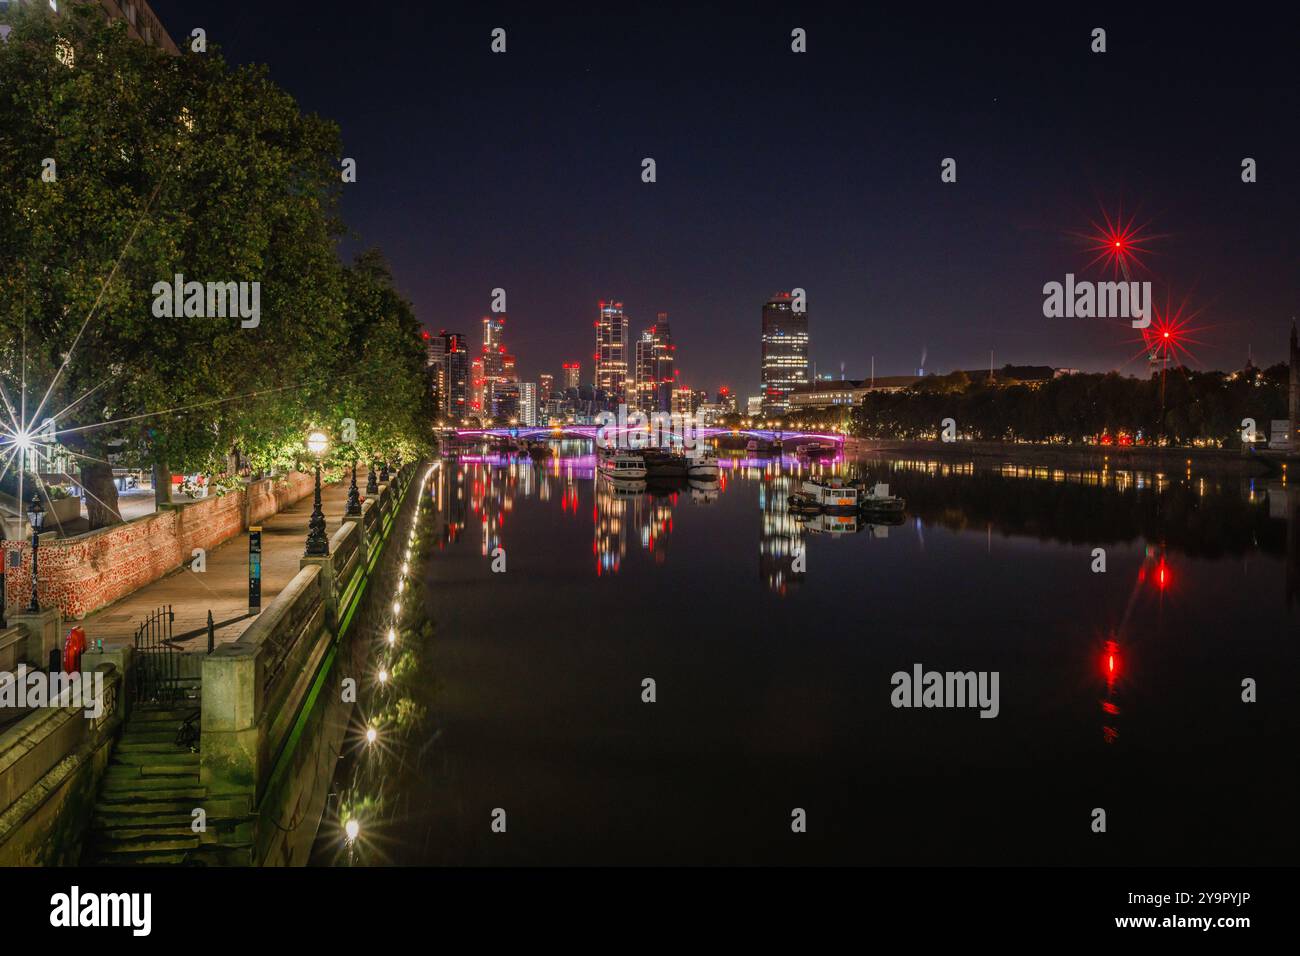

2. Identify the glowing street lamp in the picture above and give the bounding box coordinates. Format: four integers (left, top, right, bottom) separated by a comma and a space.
304, 430, 330, 557
25, 494, 45, 613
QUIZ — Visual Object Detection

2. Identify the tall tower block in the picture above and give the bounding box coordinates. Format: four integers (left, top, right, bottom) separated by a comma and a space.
1289, 319, 1299, 451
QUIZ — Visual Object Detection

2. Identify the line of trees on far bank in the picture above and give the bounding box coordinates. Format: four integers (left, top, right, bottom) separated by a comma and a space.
836, 365, 1291, 445
0, 6, 435, 529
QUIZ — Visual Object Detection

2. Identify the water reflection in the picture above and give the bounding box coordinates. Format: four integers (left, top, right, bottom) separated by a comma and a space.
325, 448, 1299, 866
435, 442, 1299, 607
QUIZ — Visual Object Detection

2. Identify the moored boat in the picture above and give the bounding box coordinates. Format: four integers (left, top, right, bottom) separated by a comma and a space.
800, 476, 859, 512
598, 447, 647, 479
857, 481, 906, 513
642, 447, 689, 478
686, 449, 720, 479
786, 492, 824, 515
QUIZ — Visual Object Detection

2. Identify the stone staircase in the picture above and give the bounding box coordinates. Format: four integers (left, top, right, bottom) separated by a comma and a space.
84, 683, 255, 865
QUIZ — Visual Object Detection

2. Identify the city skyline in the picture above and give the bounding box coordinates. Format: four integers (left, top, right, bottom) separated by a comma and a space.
149, 2, 1299, 391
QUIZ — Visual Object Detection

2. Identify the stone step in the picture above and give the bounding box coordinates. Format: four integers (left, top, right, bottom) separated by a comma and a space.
91, 826, 201, 847
115, 739, 190, 754
93, 796, 249, 818
97, 782, 205, 802
104, 769, 201, 789
86, 849, 193, 866
129, 707, 201, 723
139, 764, 200, 778
113, 750, 198, 767
119, 728, 187, 745
93, 812, 203, 829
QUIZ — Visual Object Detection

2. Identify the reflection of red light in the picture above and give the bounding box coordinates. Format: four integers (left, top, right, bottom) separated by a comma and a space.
1103, 639, 1121, 680
1155, 559, 1170, 590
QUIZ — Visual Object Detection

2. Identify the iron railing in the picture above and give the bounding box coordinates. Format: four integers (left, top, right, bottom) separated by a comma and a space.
132, 604, 178, 705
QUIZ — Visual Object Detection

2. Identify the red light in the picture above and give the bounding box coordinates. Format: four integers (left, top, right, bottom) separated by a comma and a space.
1103, 639, 1121, 681
1080, 209, 1154, 278
422, 330, 430, 339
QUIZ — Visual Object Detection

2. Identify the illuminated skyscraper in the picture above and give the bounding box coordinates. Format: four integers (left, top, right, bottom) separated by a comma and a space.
481, 314, 508, 382
469, 357, 486, 418
562, 362, 581, 390
441, 331, 469, 420
634, 332, 655, 411
539, 373, 554, 402
760, 292, 809, 415
594, 300, 629, 401
632, 313, 675, 412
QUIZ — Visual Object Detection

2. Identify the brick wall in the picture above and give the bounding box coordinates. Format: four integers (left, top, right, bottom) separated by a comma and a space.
1, 472, 317, 620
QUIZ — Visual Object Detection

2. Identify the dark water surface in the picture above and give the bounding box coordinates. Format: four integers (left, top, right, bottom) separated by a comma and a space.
329, 444, 1300, 865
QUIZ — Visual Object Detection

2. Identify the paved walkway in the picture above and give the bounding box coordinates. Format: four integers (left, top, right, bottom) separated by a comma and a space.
80, 480, 362, 652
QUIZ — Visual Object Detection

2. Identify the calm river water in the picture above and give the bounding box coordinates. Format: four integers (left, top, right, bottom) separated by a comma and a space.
316, 442, 1299, 865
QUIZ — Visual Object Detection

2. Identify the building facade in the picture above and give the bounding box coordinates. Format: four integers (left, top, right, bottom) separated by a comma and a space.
1, 0, 179, 53
788, 376, 922, 411
594, 300, 629, 402
632, 314, 675, 412
760, 292, 809, 415
1286, 321, 1300, 451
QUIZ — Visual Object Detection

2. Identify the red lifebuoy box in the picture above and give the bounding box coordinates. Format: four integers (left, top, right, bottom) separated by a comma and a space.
63, 626, 87, 673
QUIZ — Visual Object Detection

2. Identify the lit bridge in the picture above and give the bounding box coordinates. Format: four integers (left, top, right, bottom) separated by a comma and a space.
451, 426, 845, 445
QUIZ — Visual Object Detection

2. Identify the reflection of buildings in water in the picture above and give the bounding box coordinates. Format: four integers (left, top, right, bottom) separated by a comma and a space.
592, 478, 678, 573
430, 462, 467, 548
758, 469, 805, 596
753, 456, 856, 595
594, 477, 643, 575
640, 492, 675, 564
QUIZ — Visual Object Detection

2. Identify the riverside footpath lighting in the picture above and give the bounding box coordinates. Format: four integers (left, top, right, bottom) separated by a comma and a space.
304, 430, 330, 557
379, 460, 390, 482
346, 458, 362, 516
26, 494, 44, 613
366, 461, 378, 495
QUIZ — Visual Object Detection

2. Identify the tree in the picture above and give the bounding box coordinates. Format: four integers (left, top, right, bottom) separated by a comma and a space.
0, 6, 430, 529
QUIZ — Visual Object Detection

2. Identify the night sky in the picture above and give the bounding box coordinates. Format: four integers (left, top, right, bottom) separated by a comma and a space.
153, 2, 1298, 394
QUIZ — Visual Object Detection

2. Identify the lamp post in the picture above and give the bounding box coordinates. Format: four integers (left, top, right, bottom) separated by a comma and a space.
346, 458, 362, 516
379, 460, 389, 482
366, 461, 378, 495
26, 494, 44, 613
304, 430, 330, 557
